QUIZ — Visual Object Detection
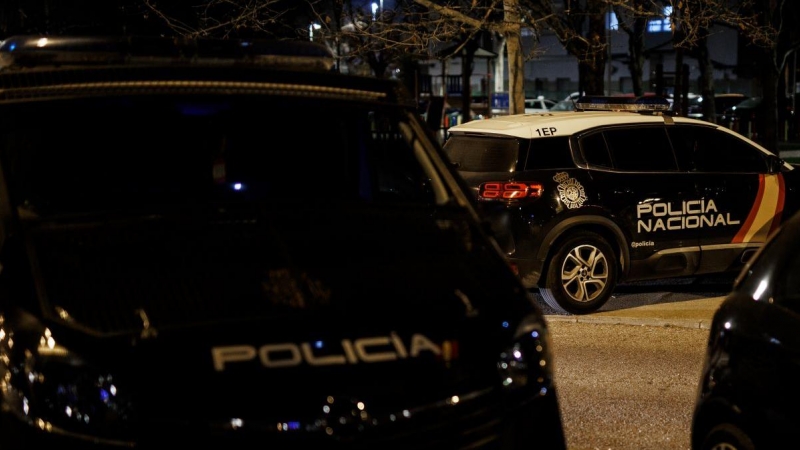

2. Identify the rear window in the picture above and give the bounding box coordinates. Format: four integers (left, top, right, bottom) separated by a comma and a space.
443, 135, 573, 172
443, 135, 521, 172
524, 136, 574, 170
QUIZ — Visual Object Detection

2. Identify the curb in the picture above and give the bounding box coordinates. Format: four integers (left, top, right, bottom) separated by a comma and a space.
544, 314, 713, 330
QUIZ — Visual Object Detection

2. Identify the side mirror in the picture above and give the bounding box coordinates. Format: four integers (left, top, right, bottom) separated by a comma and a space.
768, 154, 786, 173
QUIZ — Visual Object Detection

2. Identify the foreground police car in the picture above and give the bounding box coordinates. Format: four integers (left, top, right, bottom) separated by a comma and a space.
0, 36, 566, 449
444, 97, 800, 314
691, 210, 800, 450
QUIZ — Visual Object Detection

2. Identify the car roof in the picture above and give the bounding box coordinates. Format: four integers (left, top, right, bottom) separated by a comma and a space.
0, 35, 335, 71
446, 110, 711, 139
0, 35, 417, 108
446, 95, 719, 139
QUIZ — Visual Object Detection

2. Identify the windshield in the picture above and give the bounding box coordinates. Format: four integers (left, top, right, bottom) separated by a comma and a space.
0, 95, 440, 216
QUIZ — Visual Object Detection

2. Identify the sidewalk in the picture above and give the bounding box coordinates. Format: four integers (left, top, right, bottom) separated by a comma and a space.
545, 296, 725, 330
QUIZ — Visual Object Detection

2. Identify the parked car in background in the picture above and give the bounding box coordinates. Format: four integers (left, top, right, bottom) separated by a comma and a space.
687, 93, 748, 123
444, 95, 800, 314
549, 98, 576, 112
691, 209, 800, 450
0, 35, 567, 449
542, 92, 584, 112
720, 97, 763, 137
524, 96, 557, 113
721, 96, 795, 142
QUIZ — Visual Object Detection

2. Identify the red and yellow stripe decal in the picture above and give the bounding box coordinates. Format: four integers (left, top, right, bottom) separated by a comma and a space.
732, 173, 785, 243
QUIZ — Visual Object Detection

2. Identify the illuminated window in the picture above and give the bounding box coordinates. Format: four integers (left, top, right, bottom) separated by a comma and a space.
648, 6, 672, 33
606, 11, 618, 30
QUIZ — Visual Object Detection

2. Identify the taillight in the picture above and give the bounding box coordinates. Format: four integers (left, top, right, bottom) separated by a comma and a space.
479, 182, 543, 200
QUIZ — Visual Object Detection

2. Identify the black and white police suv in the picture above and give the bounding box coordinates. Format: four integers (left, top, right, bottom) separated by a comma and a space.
444, 96, 800, 314
0, 36, 566, 449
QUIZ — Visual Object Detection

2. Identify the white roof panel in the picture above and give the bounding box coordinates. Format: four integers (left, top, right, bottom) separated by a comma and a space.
446, 112, 713, 139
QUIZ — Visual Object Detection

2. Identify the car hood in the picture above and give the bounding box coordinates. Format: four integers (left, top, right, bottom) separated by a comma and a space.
10, 204, 541, 438
21, 204, 523, 331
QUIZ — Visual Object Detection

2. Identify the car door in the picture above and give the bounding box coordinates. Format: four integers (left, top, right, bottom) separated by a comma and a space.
668, 124, 786, 274
576, 125, 701, 280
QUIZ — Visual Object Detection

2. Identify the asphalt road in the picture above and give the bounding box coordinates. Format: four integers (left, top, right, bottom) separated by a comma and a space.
548, 320, 707, 450
533, 275, 735, 450
531, 273, 736, 316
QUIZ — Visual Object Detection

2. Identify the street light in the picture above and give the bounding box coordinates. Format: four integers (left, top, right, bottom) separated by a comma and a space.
371, 2, 378, 20
308, 22, 321, 41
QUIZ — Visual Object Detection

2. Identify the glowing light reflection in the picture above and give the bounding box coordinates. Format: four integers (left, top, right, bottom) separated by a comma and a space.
753, 279, 768, 300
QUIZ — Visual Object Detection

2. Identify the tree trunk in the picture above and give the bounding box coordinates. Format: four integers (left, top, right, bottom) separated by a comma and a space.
366, 51, 389, 79
760, 50, 780, 153
461, 39, 477, 123
493, 35, 506, 95
504, 0, 525, 114
627, 17, 646, 96
696, 34, 716, 123
580, 61, 603, 95
674, 46, 684, 113
580, 1, 606, 95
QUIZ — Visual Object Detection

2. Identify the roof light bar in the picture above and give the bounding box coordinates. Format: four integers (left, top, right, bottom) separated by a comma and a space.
0, 35, 335, 71
575, 95, 670, 112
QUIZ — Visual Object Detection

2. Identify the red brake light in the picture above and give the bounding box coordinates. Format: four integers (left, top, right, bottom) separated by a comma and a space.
479, 182, 543, 200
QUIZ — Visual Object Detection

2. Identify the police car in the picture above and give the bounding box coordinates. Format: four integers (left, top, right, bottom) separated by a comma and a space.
444, 96, 800, 314
0, 36, 566, 449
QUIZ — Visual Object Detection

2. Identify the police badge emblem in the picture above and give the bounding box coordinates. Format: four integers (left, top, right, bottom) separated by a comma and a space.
553, 172, 587, 209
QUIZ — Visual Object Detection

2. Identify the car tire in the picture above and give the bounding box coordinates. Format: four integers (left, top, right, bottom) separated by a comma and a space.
699, 423, 755, 450
540, 231, 617, 314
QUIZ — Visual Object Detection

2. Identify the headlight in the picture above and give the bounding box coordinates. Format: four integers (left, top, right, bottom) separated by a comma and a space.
497, 315, 555, 395
0, 325, 135, 445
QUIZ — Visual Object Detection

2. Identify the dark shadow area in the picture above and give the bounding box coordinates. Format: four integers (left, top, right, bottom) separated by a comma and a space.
532, 273, 737, 315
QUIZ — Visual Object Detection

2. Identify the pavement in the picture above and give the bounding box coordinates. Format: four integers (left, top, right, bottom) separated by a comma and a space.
778, 141, 800, 161
544, 296, 725, 330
